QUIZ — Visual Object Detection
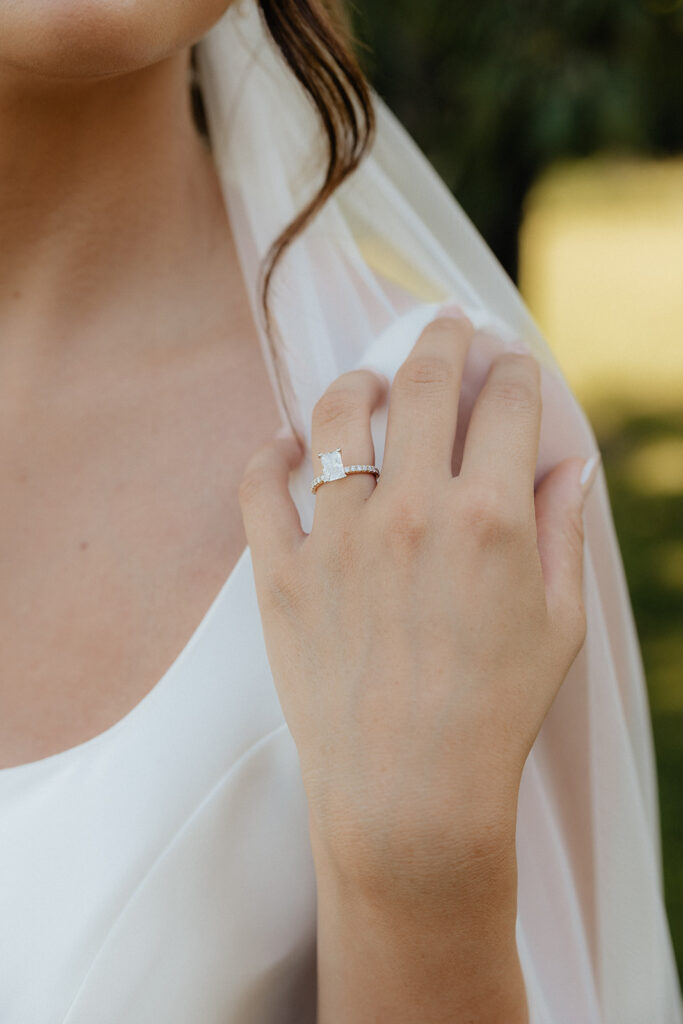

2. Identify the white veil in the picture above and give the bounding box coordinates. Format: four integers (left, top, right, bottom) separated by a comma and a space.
195, 3, 682, 1020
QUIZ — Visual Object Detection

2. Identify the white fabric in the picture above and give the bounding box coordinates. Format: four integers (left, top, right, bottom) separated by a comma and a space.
1, 0, 680, 1020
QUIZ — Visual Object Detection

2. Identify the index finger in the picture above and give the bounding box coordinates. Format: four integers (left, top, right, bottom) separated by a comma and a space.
458, 351, 542, 513
239, 433, 306, 567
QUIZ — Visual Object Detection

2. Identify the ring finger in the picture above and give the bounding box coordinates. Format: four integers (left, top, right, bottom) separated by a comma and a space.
310, 369, 388, 524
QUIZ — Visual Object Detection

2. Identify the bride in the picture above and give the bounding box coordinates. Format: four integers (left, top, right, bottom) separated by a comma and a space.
0, 0, 679, 1021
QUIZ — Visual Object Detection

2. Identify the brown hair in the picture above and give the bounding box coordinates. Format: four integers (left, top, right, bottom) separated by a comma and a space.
193, 0, 375, 430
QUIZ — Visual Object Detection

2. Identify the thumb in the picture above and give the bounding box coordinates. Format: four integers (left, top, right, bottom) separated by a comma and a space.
534, 452, 601, 633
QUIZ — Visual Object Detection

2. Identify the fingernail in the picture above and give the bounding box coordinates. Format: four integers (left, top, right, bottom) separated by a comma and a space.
433, 303, 466, 327
437, 302, 465, 319
508, 338, 529, 354
580, 452, 602, 501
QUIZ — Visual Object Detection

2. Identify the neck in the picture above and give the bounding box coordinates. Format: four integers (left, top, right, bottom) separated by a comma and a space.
0, 55, 230, 364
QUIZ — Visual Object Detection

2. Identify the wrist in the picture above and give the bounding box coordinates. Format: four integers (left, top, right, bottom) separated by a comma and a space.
308, 788, 521, 920
307, 774, 520, 913
312, 817, 528, 1024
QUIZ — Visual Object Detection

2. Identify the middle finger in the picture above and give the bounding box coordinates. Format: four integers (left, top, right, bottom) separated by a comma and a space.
380, 315, 475, 483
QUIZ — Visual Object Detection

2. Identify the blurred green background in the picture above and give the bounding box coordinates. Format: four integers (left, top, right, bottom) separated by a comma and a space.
348, 0, 683, 978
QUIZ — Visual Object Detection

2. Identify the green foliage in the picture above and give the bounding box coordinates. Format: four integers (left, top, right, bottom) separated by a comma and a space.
595, 402, 683, 980
351, 0, 683, 276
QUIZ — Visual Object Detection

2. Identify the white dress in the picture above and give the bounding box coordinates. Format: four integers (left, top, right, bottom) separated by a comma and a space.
0, 537, 317, 1024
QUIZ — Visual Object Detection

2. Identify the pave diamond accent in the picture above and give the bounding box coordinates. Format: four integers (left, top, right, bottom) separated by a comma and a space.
311, 449, 380, 494
318, 448, 346, 482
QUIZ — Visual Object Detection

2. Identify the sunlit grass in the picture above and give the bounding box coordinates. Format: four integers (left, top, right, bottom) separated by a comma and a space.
519, 155, 683, 414
656, 542, 683, 592
625, 436, 683, 496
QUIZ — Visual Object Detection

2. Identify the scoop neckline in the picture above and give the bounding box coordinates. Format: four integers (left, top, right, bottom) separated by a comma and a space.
0, 544, 251, 780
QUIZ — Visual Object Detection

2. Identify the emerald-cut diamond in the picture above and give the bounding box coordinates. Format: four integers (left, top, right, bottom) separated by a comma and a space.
318, 448, 346, 482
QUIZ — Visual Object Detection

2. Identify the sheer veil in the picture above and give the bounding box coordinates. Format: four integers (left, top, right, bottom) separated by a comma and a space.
196, 3, 682, 1020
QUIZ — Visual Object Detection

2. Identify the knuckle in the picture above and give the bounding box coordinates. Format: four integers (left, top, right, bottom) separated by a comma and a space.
501, 351, 540, 379
394, 353, 456, 392
488, 355, 540, 410
384, 496, 431, 553
461, 482, 523, 544
313, 384, 362, 430
488, 376, 537, 412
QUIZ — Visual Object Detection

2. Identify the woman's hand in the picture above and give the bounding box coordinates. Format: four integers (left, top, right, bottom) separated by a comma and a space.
239, 314, 596, 909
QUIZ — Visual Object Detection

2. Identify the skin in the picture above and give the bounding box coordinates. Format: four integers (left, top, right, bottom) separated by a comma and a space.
0, 0, 284, 766
0, 0, 232, 79
2, 2, 594, 1018
240, 319, 593, 1021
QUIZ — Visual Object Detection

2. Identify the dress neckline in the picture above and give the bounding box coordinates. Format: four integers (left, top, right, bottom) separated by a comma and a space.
0, 544, 251, 781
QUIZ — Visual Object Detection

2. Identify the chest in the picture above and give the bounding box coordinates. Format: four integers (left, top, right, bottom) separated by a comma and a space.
0, 557, 317, 1023
0, 328, 282, 768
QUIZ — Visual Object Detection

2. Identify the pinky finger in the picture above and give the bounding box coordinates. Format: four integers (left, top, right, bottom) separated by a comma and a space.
239, 433, 306, 565
534, 455, 589, 651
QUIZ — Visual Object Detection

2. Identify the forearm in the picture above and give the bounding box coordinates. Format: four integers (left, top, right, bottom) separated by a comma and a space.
312, 829, 529, 1024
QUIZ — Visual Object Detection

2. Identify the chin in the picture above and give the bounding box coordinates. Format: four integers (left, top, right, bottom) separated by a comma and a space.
0, 0, 231, 80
